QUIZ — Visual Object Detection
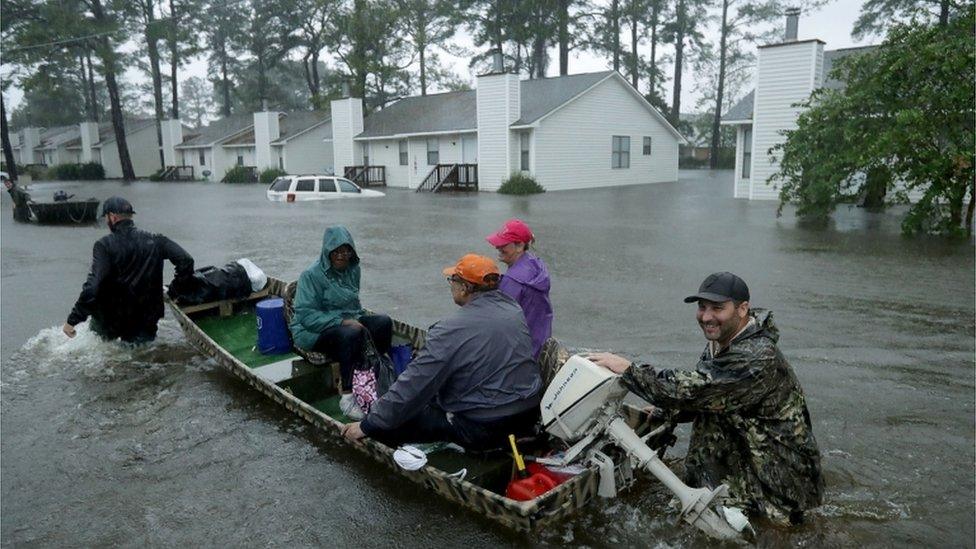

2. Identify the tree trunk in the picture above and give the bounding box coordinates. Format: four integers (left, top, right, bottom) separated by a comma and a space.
169, 0, 179, 118
649, 1, 658, 93
86, 50, 100, 121
629, 1, 638, 89
77, 52, 94, 121
532, 34, 546, 78
419, 42, 428, 95
709, 0, 729, 169
860, 165, 889, 209
303, 50, 315, 101
939, 0, 949, 26
558, 0, 569, 75
2, 95, 19, 181
91, 0, 135, 180
144, 0, 166, 169
671, 0, 686, 125
220, 38, 231, 116
611, 0, 620, 72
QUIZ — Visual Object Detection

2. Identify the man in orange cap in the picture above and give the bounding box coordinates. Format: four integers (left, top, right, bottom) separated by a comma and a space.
341, 254, 542, 450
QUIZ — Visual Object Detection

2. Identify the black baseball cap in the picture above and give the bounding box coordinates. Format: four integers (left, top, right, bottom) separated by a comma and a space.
101, 196, 135, 217
683, 272, 750, 303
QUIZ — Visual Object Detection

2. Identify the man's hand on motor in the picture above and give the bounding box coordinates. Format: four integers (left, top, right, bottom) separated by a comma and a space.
341, 422, 365, 443
62, 323, 76, 338
586, 352, 633, 374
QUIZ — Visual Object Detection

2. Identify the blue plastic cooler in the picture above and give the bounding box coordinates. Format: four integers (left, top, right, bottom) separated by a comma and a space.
256, 298, 290, 355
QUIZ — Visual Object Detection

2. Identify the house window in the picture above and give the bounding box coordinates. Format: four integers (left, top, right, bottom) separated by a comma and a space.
199, 150, 205, 165
399, 139, 408, 166
520, 132, 530, 171
741, 127, 752, 179
237, 155, 244, 166
362, 143, 370, 166
426, 138, 439, 165
611, 136, 630, 169
278, 156, 284, 170
643, 136, 652, 156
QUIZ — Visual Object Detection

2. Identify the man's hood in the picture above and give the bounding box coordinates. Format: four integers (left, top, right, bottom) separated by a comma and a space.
318, 225, 359, 272
739, 308, 778, 344
505, 253, 550, 292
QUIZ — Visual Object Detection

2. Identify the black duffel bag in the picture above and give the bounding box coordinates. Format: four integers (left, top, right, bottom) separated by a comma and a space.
168, 262, 253, 305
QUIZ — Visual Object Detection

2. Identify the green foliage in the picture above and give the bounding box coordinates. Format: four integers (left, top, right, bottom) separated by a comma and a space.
78, 162, 105, 180
772, 10, 975, 236
46, 162, 104, 180
21, 164, 47, 180
259, 168, 287, 184
498, 173, 545, 195
222, 165, 257, 183
148, 168, 167, 182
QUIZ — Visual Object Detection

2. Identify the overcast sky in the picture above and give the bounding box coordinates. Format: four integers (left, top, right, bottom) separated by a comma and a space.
4, 0, 873, 120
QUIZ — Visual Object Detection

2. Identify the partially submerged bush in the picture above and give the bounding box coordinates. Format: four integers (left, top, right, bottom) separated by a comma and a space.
498, 173, 545, 195
259, 168, 287, 184
222, 165, 257, 183
46, 162, 105, 180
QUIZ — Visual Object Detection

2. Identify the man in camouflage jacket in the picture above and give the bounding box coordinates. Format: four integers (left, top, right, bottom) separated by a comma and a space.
589, 272, 824, 524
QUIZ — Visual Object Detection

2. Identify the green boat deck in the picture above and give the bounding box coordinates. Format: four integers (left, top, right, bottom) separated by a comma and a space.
192, 305, 518, 492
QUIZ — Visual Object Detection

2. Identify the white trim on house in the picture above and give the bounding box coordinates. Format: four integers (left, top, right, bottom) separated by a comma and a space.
354, 128, 477, 141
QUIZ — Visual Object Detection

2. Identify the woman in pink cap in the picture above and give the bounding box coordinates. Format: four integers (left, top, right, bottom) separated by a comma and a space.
486, 219, 553, 358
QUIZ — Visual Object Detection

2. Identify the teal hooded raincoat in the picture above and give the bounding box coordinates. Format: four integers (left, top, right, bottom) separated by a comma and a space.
289, 226, 364, 349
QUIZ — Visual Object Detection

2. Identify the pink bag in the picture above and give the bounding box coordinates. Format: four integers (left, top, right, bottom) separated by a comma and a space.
351, 368, 378, 413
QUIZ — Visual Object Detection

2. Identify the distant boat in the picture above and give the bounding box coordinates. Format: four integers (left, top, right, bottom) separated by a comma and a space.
28, 198, 100, 224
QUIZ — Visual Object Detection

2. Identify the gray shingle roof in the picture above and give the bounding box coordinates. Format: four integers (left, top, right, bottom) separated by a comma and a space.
95, 118, 156, 146
722, 46, 877, 121
359, 90, 477, 138
273, 111, 331, 143
722, 90, 754, 122
39, 126, 80, 150
513, 71, 614, 125
822, 45, 877, 90
176, 113, 254, 148
357, 71, 616, 139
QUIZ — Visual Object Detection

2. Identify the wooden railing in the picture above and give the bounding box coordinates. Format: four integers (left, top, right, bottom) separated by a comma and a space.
160, 165, 194, 181
344, 165, 386, 187
415, 163, 478, 193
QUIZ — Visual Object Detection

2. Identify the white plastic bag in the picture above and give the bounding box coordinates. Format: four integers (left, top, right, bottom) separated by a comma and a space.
235, 258, 268, 292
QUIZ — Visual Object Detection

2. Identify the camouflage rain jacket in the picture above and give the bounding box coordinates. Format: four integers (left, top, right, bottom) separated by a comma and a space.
621, 309, 824, 522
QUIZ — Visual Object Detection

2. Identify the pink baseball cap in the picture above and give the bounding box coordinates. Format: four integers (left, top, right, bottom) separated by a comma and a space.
486, 219, 535, 247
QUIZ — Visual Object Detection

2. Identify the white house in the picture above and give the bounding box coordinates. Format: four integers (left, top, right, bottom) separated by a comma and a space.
334, 68, 683, 191
722, 13, 886, 200
173, 111, 332, 181
13, 119, 167, 178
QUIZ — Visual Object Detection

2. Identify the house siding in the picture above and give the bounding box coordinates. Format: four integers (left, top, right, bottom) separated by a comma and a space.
280, 124, 333, 175
750, 41, 822, 200
477, 73, 520, 191
99, 125, 162, 178
532, 77, 678, 191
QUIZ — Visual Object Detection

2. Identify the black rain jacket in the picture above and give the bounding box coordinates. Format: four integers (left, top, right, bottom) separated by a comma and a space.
67, 219, 194, 341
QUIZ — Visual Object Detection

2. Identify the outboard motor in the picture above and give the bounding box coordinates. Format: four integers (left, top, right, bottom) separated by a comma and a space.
540, 355, 751, 541
53, 190, 74, 202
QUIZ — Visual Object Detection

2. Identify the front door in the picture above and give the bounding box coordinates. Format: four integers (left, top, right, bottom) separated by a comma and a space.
462, 135, 477, 164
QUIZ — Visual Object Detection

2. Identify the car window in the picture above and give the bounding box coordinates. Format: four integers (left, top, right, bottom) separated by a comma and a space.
337, 179, 360, 193
295, 178, 316, 192
317, 178, 337, 192
269, 177, 291, 192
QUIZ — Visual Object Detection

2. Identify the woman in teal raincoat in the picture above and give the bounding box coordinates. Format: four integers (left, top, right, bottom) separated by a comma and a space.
290, 225, 392, 420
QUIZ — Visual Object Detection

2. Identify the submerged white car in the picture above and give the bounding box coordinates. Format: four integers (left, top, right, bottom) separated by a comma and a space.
266, 175, 385, 202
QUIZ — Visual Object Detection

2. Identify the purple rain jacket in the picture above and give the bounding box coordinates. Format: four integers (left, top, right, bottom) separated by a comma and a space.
498, 252, 553, 358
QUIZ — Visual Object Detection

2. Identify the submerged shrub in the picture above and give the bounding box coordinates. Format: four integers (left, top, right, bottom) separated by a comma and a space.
498, 173, 545, 195
222, 165, 257, 183
259, 168, 287, 184
78, 162, 105, 180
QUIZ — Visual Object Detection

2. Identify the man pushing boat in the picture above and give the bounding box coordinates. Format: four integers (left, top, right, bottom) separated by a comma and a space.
341, 254, 542, 451
588, 272, 824, 526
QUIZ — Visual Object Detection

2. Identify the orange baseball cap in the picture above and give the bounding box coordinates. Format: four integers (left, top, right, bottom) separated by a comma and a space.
442, 254, 500, 285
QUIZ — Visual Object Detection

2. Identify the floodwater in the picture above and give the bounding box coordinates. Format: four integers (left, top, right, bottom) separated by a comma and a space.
2, 172, 973, 547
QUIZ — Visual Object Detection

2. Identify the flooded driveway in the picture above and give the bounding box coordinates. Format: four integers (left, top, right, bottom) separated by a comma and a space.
2, 171, 973, 546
